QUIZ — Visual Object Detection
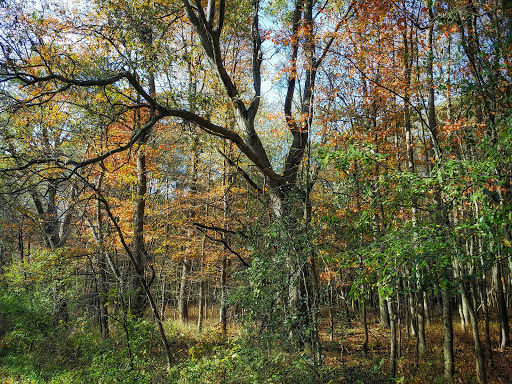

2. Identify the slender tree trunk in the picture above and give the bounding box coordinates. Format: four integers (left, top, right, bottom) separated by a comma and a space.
424, 293, 431, 328
459, 298, 468, 331
388, 298, 398, 378
96, 173, 109, 339
220, 142, 235, 335
98, 191, 175, 372
379, 290, 390, 328
309, 249, 321, 362
362, 298, 369, 356
495, 259, 510, 350
408, 282, 417, 338
480, 275, 493, 364
178, 256, 190, 324
131, 133, 148, 317
180, 135, 200, 325
460, 280, 487, 384
198, 278, 205, 333
160, 280, 167, 321
197, 238, 206, 332
417, 286, 426, 357
220, 252, 228, 334
329, 282, 335, 342
441, 288, 454, 382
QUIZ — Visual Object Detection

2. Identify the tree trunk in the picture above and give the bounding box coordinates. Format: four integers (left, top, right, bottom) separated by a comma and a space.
95, 174, 109, 339
198, 278, 205, 333
220, 252, 228, 334
131, 134, 148, 318
178, 256, 190, 324
417, 286, 426, 357
388, 298, 398, 378
98, 192, 175, 371
362, 299, 368, 356
328, 282, 336, 342
220, 142, 235, 335
480, 274, 493, 364
495, 259, 510, 350
441, 288, 454, 382
378, 270, 390, 328
460, 294, 469, 331
408, 283, 417, 338
460, 281, 487, 384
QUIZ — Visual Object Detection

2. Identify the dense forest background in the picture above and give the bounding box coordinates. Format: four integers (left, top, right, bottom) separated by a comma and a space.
0, 0, 511, 382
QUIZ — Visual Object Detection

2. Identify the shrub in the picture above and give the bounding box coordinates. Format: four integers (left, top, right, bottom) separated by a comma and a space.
171, 338, 343, 384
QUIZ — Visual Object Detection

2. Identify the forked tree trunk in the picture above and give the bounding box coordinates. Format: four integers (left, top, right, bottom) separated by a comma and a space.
180, 0, 331, 352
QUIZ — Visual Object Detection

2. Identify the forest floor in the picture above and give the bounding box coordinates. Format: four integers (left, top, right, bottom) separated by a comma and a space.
316, 312, 512, 384
1, 303, 511, 383
169, 306, 512, 383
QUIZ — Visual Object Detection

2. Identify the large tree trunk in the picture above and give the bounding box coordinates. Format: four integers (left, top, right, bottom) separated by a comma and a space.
180, 0, 332, 351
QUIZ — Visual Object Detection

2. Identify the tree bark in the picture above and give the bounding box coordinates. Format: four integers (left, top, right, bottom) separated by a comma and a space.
95, 170, 109, 339
417, 286, 426, 357
131, 133, 148, 318
459, 279, 487, 384
495, 259, 510, 350
388, 298, 398, 378
441, 287, 454, 382
178, 256, 190, 324
362, 299, 368, 356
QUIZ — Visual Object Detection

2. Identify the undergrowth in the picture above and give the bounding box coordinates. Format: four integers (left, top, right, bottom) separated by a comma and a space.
4, 287, 509, 383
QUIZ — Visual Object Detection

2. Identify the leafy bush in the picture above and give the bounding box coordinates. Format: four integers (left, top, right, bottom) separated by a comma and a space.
0, 287, 167, 383
171, 338, 343, 384
82, 317, 167, 384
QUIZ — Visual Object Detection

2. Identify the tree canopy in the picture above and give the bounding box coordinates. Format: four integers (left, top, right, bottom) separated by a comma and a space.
1, 0, 512, 383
